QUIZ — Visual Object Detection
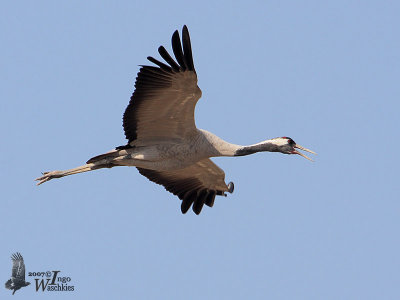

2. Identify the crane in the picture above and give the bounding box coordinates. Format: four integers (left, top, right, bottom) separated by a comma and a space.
36, 26, 315, 214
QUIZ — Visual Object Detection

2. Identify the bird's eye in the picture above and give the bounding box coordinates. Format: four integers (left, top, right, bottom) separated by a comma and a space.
288, 138, 295, 145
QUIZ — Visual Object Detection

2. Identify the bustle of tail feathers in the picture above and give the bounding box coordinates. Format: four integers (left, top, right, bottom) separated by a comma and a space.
86, 150, 120, 164
116, 144, 133, 150
87, 144, 135, 164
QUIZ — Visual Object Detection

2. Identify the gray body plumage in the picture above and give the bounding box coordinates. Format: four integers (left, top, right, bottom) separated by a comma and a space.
100, 129, 241, 170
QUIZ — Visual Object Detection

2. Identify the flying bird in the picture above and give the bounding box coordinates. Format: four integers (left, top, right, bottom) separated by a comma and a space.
5, 252, 30, 295
36, 26, 315, 214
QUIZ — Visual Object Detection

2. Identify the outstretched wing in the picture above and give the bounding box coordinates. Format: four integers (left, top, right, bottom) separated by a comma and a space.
123, 25, 201, 146
11, 253, 26, 281
137, 159, 234, 215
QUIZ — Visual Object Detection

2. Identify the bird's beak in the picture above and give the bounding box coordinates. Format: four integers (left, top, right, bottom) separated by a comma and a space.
293, 144, 316, 161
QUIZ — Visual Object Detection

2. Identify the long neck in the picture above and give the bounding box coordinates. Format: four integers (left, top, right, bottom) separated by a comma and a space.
234, 140, 282, 156
199, 130, 240, 156
200, 130, 280, 157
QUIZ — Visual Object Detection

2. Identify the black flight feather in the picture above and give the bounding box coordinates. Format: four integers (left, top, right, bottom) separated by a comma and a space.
158, 46, 181, 71
146, 56, 173, 72
171, 30, 187, 70
182, 25, 195, 71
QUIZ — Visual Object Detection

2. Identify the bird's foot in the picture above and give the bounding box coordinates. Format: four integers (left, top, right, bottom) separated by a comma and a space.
35, 171, 63, 186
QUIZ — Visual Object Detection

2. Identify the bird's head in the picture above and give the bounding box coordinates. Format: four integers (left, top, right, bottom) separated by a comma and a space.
269, 137, 316, 161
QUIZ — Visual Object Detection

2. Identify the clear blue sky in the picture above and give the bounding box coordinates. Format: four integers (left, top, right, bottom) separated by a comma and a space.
1, 1, 399, 299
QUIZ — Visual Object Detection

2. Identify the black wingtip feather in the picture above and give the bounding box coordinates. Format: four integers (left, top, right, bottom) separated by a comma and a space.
192, 189, 208, 215
147, 56, 173, 72
182, 25, 195, 71
158, 46, 181, 71
181, 190, 197, 214
146, 26, 195, 73
172, 30, 187, 71
204, 190, 216, 207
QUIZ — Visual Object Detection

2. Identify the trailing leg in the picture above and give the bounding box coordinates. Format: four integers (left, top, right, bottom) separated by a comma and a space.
35, 162, 113, 186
